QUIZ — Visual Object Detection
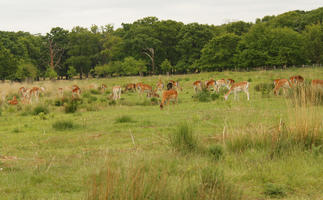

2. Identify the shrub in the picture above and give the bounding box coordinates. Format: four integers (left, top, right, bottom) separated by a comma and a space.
52, 120, 75, 131
64, 99, 79, 113
32, 105, 49, 115
247, 78, 252, 82
264, 183, 286, 198
115, 115, 134, 123
193, 89, 211, 102
207, 144, 224, 160
169, 123, 199, 153
210, 93, 220, 100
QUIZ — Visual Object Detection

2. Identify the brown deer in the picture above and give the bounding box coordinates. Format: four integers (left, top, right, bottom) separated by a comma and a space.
224, 81, 250, 101
160, 89, 178, 109
273, 79, 292, 95
193, 80, 203, 93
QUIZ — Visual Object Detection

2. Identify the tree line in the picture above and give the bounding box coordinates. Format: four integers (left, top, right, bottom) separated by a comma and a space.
0, 7, 322, 81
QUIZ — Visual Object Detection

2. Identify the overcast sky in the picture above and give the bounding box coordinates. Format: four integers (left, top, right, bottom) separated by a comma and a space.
0, 0, 322, 35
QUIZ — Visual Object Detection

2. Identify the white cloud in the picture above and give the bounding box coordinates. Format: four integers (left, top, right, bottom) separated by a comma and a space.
0, 0, 321, 34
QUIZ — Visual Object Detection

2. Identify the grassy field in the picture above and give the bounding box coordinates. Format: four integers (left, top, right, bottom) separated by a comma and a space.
0, 67, 323, 200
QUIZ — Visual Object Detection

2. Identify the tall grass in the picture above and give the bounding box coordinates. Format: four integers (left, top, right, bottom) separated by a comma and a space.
169, 123, 199, 153
87, 156, 241, 200
226, 86, 323, 156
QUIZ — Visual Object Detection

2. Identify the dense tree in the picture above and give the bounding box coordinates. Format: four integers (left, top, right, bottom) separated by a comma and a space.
175, 23, 215, 73
0, 7, 322, 80
67, 26, 101, 79
200, 33, 241, 71
303, 23, 323, 65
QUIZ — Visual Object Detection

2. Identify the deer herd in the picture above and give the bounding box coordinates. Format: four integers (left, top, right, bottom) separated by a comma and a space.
3, 74, 323, 109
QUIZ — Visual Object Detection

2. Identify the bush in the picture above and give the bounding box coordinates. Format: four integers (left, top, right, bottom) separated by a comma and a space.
64, 99, 79, 113
210, 93, 220, 100
52, 120, 75, 131
169, 123, 199, 153
32, 105, 49, 115
193, 89, 211, 102
115, 115, 134, 123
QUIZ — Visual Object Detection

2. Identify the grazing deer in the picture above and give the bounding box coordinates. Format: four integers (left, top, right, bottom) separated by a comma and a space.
226, 79, 235, 85
125, 83, 136, 92
19, 87, 30, 104
29, 87, 44, 103
289, 75, 304, 86
273, 79, 292, 95
8, 96, 18, 105
273, 79, 281, 87
193, 80, 203, 93
160, 89, 178, 109
216, 79, 231, 92
137, 83, 154, 97
111, 86, 122, 100
205, 79, 217, 92
224, 81, 250, 101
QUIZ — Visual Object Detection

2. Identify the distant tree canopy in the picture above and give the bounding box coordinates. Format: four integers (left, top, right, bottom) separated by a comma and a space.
0, 7, 322, 81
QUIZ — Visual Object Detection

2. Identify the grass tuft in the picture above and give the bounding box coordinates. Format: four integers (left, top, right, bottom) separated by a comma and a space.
115, 115, 134, 123
52, 120, 75, 131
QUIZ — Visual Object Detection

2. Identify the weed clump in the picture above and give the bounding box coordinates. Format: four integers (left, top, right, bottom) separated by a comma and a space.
264, 183, 286, 198
52, 120, 75, 131
115, 115, 134, 123
207, 144, 224, 160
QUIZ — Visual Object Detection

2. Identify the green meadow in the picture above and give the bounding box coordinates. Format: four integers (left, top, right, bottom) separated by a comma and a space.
0, 67, 323, 200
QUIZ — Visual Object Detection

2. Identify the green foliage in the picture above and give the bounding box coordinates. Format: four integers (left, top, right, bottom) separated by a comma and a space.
115, 115, 134, 123
52, 120, 75, 131
67, 66, 77, 78
303, 23, 323, 64
45, 68, 57, 79
15, 62, 37, 81
264, 183, 286, 198
64, 99, 79, 113
207, 144, 224, 160
32, 105, 49, 115
193, 89, 219, 102
200, 33, 241, 71
161, 59, 173, 74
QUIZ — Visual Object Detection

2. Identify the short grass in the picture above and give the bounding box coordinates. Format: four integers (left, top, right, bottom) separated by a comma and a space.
0, 67, 323, 199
